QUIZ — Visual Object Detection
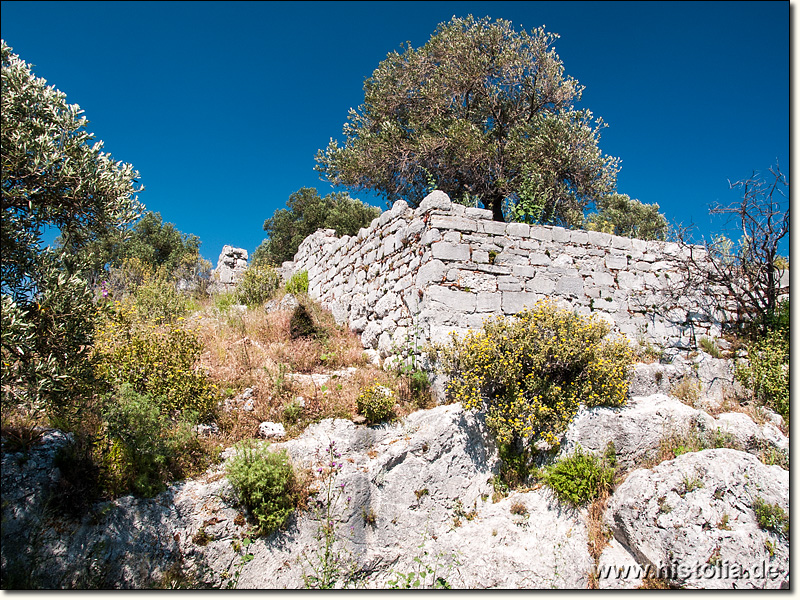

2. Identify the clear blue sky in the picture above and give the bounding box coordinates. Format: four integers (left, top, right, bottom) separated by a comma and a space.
2, 1, 790, 265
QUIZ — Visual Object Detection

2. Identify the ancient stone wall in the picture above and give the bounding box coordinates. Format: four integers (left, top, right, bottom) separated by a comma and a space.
285, 191, 729, 360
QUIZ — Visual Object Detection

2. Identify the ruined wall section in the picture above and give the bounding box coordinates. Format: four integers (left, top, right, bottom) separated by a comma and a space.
287, 191, 726, 360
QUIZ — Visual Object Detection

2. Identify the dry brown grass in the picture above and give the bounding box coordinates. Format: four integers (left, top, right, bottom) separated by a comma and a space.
586, 491, 612, 589
191, 295, 426, 446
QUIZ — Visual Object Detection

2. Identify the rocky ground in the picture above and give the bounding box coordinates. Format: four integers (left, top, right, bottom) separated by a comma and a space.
1, 351, 789, 589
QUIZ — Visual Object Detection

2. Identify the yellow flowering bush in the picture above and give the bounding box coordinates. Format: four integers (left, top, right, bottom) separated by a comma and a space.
435, 300, 634, 448
356, 384, 396, 423
93, 298, 217, 418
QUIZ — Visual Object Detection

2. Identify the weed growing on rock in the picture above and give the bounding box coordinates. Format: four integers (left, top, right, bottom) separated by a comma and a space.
302, 440, 354, 589
698, 337, 723, 358
387, 531, 460, 589
227, 441, 299, 535
434, 300, 634, 450
541, 444, 616, 507
670, 376, 702, 407
752, 497, 788, 537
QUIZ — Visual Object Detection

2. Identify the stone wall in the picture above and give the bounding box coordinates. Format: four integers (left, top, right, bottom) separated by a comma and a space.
285, 191, 730, 361
209, 245, 248, 293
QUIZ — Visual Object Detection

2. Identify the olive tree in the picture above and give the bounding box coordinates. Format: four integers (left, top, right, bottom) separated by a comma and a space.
315, 16, 618, 225
585, 193, 669, 241
1, 41, 142, 420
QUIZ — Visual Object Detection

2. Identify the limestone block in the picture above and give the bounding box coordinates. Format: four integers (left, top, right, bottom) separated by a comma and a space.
502, 291, 541, 314
415, 259, 447, 287
551, 227, 570, 242
430, 215, 478, 232
442, 230, 462, 243
610, 235, 632, 250
529, 226, 552, 242
505, 222, 530, 238
587, 230, 612, 246
480, 220, 508, 235
552, 254, 574, 267
616, 271, 644, 291
472, 249, 490, 264
431, 242, 471, 262
529, 253, 551, 266
590, 271, 615, 287
498, 276, 523, 292
417, 190, 452, 213
456, 271, 497, 293
420, 228, 442, 245
569, 230, 589, 245
555, 276, 584, 297
425, 285, 477, 313
476, 292, 502, 313
494, 252, 527, 266
511, 265, 536, 278
605, 254, 628, 270
361, 321, 382, 349
527, 274, 556, 294
465, 207, 493, 220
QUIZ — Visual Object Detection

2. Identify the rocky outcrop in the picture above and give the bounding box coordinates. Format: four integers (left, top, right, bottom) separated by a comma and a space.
600, 449, 789, 589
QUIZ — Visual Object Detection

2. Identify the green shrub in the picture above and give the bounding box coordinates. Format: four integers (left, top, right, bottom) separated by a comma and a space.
356, 384, 396, 423
434, 300, 634, 448
285, 270, 309, 295
227, 441, 298, 535
101, 385, 175, 497
541, 444, 616, 507
289, 303, 318, 340
94, 300, 217, 418
213, 291, 238, 313
735, 330, 789, 422
132, 274, 189, 325
752, 497, 789, 537
235, 264, 281, 307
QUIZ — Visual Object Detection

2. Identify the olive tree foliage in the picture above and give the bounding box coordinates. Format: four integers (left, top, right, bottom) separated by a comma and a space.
1, 41, 142, 421
253, 187, 380, 266
585, 193, 669, 241
674, 166, 789, 337
315, 16, 618, 225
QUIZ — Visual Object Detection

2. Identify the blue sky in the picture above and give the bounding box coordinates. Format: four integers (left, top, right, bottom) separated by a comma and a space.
2, 1, 790, 265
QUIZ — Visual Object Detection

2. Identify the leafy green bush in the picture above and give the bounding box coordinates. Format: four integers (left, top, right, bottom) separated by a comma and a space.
434, 300, 634, 448
227, 441, 298, 535
735, 330, 789, 422
285, 270, 309, 295
97, 385, 211, 498
541, 444, 616, 507
356, 384, 396, 423
235, 264, 281, 307
132, 273, 189, 325
94, 300, 217, 418
752, 497, 789, 537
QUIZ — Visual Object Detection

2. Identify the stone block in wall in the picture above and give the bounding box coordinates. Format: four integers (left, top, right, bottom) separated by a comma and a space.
529, 226, 552, 242
616, 271, 644, 291
495, 252, 527, 266
361, 321, 382, 349
506, 222, 530, 237
605, 254, 628, 270
428, 325, 471, 346
472, 249, 490, 263
476, 292, 502, 313
498, 276, 523, 292
551, 227, 570, 242
502, 291, 542, 314
417, 190, 452, 213
442, 230, 462, 243
555, 276, 585, 297
512, 265, 537, 278
570, 230, 589, 245
431, 241, 471, 261
480, 220, 508, 235
374, 292, 400, 319
474, 263, 512, 276
421, 229, 442, 245
465, 207, 493, 220
450, 270, 497, 293
430, 215, 478, 232
587, 230, 612, 246
416, 259, 447, 287
425, 285, 477, 313
527, 274, 556, 294
610, 235, 632, 250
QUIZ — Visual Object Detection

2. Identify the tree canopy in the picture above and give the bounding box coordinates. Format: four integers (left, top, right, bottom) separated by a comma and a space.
315, 15, 618, 225
254, 187, 380, 266
1, 40, 143, 301
585, 193, 669, 241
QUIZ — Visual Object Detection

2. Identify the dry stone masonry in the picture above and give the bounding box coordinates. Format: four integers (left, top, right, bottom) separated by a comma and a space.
210, 245, 248, 292
285, 191, 731, 361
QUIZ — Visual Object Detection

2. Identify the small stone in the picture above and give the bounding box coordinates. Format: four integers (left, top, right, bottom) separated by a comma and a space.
258, 422, 286, 439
